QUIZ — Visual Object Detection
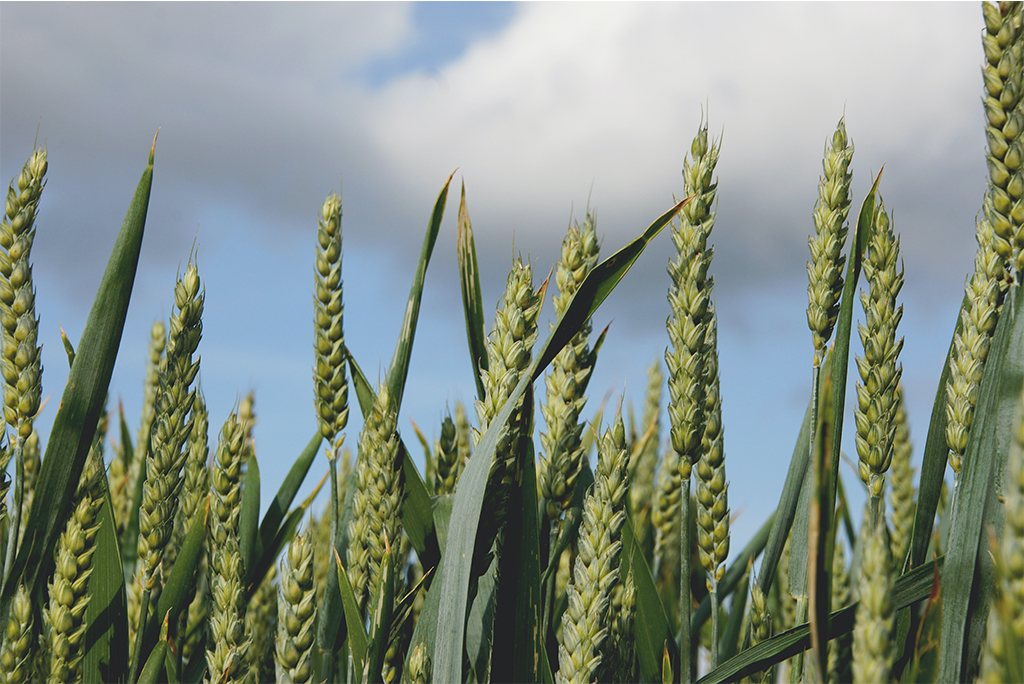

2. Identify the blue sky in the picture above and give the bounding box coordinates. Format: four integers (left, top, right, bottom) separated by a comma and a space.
0, 2, 987, 555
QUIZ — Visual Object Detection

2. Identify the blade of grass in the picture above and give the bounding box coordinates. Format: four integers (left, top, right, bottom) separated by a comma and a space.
254, 431, 322, 578
431, 198, 687, 684
698, 556, 944, 684
937, 281, 1023, 683
387, 171, 455, 410
623, 496, 676, 683
247, 472, 327, 603
0, 138, 153, 634
239, 452, 261, 578
333, 547, 369, 673
457, 180, 489, 400
719, 560, 751, 664
82, 471, 129, 684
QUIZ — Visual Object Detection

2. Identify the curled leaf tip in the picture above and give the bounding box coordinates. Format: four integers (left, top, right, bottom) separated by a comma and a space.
149, 129, 159, 166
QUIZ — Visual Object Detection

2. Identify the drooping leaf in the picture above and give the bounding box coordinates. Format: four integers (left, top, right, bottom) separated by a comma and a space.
0, 139, 153, 632
431, 199, 687, 684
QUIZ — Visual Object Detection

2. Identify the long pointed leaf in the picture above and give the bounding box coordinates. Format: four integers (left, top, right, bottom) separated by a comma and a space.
431, 199, 687, 684
698, 556, 943, 684
938, 282, 1023, 683
457, 180, 488, 400
255, 431, 322, 578
387, 171, 455, 410
623, 500, 676, 683
333, 547, 369, 673
239, 453, 261, 580
82, 470, 129, 684
0, 139, 152, 630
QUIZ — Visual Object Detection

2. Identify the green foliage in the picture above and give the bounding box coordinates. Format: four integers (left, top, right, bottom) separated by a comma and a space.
0, 7, 1020, 682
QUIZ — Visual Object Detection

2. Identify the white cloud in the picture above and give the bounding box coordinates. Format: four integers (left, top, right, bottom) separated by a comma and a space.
363, 2, 983, 272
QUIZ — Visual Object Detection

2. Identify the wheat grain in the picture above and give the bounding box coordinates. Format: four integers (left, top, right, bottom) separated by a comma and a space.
0, 584, 35, 683
247, 565, 278, 684
629, 359, 662, 545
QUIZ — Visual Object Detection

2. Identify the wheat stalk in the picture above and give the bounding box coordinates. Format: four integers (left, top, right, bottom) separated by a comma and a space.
629, 359, 662, 547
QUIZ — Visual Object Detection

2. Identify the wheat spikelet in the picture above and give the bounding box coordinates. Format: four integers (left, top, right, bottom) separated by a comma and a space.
206, 413, 249, 684
43, 453, 104, 683
313, 192, 348, 450
539, 211, 600, 520
854, 196, 904, 499
346, 384, 402, 614
852, 509, 894, 684
888, 384, 915, 571
0, 145, 46, 442
556, 412, 629, 684
0, 584, 35, 683
946, 217, 1005, 474
247, 565, 277, 684
696, 296, 729, 587
406, 642, 431, 684
276, 529, 315, 684
432, 412, 461, 495
744, 579, 773, 684
980, 1, 1024, 272
807, 118, 854, 366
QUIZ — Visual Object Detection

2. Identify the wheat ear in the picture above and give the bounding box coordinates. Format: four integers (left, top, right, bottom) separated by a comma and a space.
539, 211, 600, 520
276, 529, 315, 684
556, 412, 629, 684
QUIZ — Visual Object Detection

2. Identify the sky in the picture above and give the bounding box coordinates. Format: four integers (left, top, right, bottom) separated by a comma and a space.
0, 2, 990, 556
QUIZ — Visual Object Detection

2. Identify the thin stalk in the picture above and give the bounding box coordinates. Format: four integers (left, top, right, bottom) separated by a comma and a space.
679, 478, 692, 684
710, 587, 720, 669
1, 442, 22, 588
129, 585, 153, 684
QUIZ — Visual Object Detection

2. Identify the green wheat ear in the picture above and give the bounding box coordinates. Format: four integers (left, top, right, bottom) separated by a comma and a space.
852, 506, 894, 684
854, 196, 904, 502
44, 453, 104, 684
347, 383, 402, 615
539, 210, 600, 521
313, 191, 348, 451
556, 411, 629, 684
807, 117, 854, 366
276, 529, 315, 684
